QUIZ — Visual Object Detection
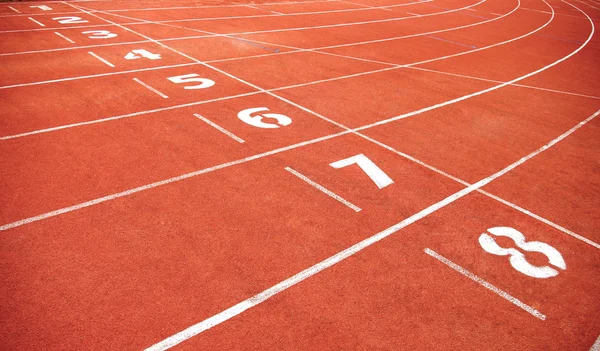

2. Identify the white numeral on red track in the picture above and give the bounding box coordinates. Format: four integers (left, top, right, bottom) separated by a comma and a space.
31, 5, 53, 11
237, 107, 292, 129
167, 74, 214, 90
125, 49, 161, 60
53, 16, 88, 24
330, 154, 394, 189
479, 227, 566, 279
82, 30, 118, 39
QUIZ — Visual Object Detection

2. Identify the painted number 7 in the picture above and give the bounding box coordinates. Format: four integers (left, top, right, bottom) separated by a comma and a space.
330, 154, 393, 189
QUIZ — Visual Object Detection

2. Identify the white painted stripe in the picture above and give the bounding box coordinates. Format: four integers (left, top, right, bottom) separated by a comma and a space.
142, 110, 598, 349
408, 66, 600, 100
8, 6, 20, 13
285, 167, 361, 212
424, 248, 546, 320
27, 17, 45, 26
478, 190, 600, 249
245, 5, 261, 10
88, 51, 114, 67
132, 78, 168, 99
193, 114, 244, 143
270, 10, 285, 15
54, 31, 75, 44
590, 335, 600, 351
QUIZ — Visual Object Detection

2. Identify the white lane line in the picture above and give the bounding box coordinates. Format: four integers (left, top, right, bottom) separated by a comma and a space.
8, 6, 20, 13
132, 78, 168, 99
54, 31, 75, 43
193, 114, 244, 143
285, 167, 361, 212
341, 0, 393, 11
88, 51, 114, 67
479, 190, 600, 249
27, 17, 45, 26
270, 10, 285, 15
424, 248, 546, 320
143, 108, 598, 349
491, 12, 502, 15
408, 66, 600, 100
245, 5, 261, 10
590, 335, 600, 351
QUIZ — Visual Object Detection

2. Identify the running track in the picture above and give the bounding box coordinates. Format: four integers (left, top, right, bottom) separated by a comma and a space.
0, 0, 599, 349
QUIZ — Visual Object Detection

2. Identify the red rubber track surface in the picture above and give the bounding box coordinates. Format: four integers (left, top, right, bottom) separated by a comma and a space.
0, 0, 599, 350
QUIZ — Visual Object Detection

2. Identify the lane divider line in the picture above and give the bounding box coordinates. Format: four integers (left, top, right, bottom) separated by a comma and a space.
144, 108, 599, 350
8, 6, 20, 13
132, 78, 168, 98
193, 113, 245, 143
54, 31, 75, 44
88, 51, 114, 67
285, 167, 362, 212
27, 17, 45, 27
424, 248, 546, 320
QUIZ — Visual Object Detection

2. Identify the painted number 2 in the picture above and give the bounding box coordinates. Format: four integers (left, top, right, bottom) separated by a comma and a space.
479, 227, 566, 279
330, 154, 394, 189
53, 16, 88, 24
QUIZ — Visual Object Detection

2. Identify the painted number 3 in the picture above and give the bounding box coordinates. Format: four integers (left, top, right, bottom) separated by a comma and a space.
479, 227, 566, 279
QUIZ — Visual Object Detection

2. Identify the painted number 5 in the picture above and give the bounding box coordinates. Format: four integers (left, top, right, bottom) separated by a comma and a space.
167, 74, 215, 90
330, 154, 394, 189
479, 227, 566, 279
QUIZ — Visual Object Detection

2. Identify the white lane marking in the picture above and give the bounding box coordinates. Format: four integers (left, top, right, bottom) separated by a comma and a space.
245, 5, 261, 10
132, 78, 168, 98
590, 335, 600, 351
8, 6, 20, 13
354, 129, 600, 249
1, 91, 261, 140
408, 66, 600, 100
341, 0, 393, 11
88, 51, 114, 67
27, 17, 45, 26
285, 167, 362, 212
0, 63, 198, 90
574, 0, 600, 10
193, 114, 245, 143
477, 190, 600, 250
142, 110, 598, 349
424, 248, 546, 320
54, 31, 75, 43
270, 10, 285, 15
491, 12, 502, 15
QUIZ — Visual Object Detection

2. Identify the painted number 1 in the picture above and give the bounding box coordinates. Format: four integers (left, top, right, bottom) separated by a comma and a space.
330, 154, 394, 189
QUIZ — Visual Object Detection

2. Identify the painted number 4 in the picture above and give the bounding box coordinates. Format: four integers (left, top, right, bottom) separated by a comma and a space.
125, 49, 161, 60
330, 154, 394, 189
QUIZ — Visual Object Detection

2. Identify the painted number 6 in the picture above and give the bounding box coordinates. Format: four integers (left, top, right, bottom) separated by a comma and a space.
167, 74, 215, 90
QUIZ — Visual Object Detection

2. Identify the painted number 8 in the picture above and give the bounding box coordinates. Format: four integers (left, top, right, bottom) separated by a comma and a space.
479, 227, 566, 279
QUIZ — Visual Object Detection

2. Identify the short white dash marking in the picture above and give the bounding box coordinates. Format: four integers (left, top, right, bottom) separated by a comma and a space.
88, 51, 114, 67
193, 113, 245, 143
271, 10, 284, 15
8, 6, 20, 13
491, 12, 502, 15
54, 31, 75, 43
245, 5, 260, 10
406, 12, 420, 16
285, 167, 361, 212
590, 335, 600, 351
28, 17, 45, 27
132, 78, 168, 98
424, 248, 546, 320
